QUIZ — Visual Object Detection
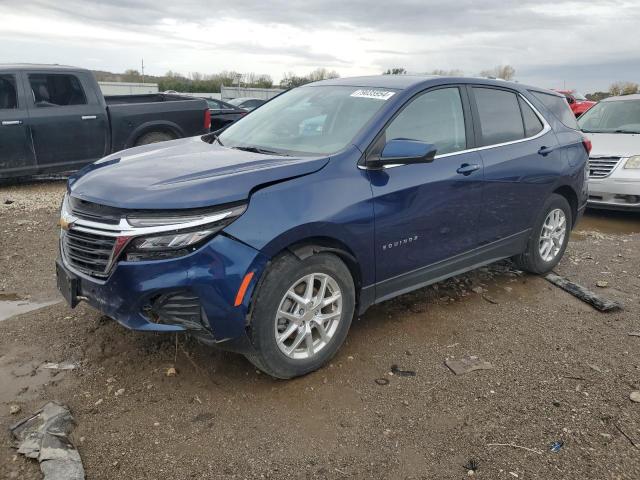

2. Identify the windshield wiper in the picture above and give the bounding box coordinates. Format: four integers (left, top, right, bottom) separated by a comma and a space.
614, 129, 640, 134
231, 146, 290, 156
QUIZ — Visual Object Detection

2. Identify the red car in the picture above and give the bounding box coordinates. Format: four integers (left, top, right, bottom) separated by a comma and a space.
553, 90, 595, 117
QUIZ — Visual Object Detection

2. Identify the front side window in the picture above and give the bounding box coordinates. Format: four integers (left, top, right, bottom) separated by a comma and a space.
384, 87, 466, 155
28, 74, 87, 107
578, 99, 640, 134
0, 74, 17, 109
218, 86, 394, 155
474, 88, 525, 145
530, 90, 579, 129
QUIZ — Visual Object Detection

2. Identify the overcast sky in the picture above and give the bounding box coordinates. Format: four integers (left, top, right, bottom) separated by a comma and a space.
1, 0, 639, 92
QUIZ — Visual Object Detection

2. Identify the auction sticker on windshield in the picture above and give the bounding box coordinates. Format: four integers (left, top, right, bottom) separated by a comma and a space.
350, 89, 395, 100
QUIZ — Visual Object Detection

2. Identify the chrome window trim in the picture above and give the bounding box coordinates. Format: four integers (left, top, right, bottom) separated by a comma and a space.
359, 91, 551, 170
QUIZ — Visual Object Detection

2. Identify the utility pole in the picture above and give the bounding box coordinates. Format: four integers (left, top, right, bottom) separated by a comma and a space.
141, 58, 145, 84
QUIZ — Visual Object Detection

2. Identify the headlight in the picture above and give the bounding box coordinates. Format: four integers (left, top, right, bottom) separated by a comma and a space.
125, 204, 246, 261
624, 155, 640, 169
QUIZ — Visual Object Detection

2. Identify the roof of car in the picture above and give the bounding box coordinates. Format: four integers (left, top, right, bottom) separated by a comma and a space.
601, 93, 640, 102
0, 63, 85, 72
309, 74, 556, 95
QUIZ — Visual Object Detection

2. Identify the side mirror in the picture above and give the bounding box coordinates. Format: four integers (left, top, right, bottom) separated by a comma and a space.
369, 139, 437, 168
566, 96, 575, 104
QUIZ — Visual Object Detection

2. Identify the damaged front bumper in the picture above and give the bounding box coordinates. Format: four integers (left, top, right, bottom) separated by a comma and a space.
56, 234, 267, 353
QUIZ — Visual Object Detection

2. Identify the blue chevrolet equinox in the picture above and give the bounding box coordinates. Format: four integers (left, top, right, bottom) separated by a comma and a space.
56, 76, 589, 378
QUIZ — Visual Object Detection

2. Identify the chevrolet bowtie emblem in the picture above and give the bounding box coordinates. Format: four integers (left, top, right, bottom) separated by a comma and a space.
59, 217, 74, 231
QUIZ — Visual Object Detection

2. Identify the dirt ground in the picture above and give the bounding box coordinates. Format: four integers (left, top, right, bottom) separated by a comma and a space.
1, 181, 639, 480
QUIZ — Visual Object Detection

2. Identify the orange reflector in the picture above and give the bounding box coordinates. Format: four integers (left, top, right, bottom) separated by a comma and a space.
234, 271, 255, 306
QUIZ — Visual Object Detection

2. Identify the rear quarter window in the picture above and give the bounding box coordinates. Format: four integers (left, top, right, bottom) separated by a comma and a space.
529, 90, 579, 129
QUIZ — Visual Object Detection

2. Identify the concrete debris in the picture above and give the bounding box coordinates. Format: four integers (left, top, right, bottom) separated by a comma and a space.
166, 367, 177, 377
41, 362, 78, 371
596, 280, 609, 288
445, 355, 493, 375
10, 404, 21, 415
9, 401, 85, 480
628, 332, 640, 337
544, 273, 623, 312
630, 391, 640, 403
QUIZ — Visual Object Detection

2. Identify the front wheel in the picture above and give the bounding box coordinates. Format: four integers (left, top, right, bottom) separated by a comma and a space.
245, 252, 355, 379
514, 193, 572, 274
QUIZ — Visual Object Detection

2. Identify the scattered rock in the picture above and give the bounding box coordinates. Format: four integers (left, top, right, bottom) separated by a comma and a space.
153, 422, 160, 427
4, 199, 14, 205
471, 286, 486, 294
94, 398, 103, 406
482, 294, 499, 304
374, 378, 390, 386
596, 280, 609, 288
628, 332, 640, 337
114, 388, 125, 397
41, 361, 78, 371
166, 367, 177, 377
390, 364, 416, 377
630, 391, 640, 403
10, 404, 21, 415
445, 355, 493, 375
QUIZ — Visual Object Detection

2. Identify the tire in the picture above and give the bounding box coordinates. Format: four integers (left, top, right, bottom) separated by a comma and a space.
245, 252, 355, 379
134, 131, 175, 146
514, 193, 572, 274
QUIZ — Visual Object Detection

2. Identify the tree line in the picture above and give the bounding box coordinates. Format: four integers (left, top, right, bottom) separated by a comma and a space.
93, 67, 340, 93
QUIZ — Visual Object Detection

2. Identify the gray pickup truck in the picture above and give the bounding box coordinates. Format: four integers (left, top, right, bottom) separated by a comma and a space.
0, 64, 210, 179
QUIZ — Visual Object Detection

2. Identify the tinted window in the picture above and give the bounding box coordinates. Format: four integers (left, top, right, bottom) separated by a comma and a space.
28, 74, 87, 107
474, 88, 524, 145
0, 75, 17, 109
519, 97, 544, 137
530, 90, 579, 129
385, 87, 466, 155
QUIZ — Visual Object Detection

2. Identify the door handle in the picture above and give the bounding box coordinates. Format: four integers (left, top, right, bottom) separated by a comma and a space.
456, 163, 480, 176
81, 115, 97, 120
1, 120, 23, 126
538, 145, 559, 156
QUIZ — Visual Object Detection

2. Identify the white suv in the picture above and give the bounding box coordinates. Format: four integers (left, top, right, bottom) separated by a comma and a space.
579, 94, 640, 211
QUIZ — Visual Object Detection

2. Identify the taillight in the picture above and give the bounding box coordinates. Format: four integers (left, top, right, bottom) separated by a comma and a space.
582, 136, 592, 155
204, 109, 211, 130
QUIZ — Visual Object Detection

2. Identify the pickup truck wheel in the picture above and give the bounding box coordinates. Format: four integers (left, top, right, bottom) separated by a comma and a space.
134, 131, 175, 146
245, 252, 355, 379
514, 194, 572, 274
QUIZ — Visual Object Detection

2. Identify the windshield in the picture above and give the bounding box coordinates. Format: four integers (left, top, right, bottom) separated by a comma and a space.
572, 92, 587, 101
227, 98, 248, 106
217, 86, 396, 155
578, 99, 640, 133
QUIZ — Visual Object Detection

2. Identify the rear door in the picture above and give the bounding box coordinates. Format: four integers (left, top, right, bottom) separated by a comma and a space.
369, 86, 484, 299
0, 72, 36, 177
469, 86, 561, 245
25, 71, 108, 172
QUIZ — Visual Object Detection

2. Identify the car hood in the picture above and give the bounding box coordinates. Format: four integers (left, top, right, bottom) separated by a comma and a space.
583, 132, 640, 158
69, 137, 329, 209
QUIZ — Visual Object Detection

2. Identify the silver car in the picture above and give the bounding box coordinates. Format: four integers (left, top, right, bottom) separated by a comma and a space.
579, 94, 640, 211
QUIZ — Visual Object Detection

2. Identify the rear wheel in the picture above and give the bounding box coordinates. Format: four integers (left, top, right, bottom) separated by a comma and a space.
514, 194, 572, 274
134, 131, 175, 146
245, 252, 355, 379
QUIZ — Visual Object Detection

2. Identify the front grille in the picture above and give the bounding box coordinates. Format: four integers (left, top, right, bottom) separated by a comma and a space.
62, 229, 117, 278
588, 157, 621, 178
69, 197, 122, 225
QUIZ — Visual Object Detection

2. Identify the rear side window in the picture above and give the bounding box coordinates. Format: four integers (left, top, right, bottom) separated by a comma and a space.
519, 97, 544, 137
473, 88, 524, 145
28, 74, 87, 107
529, 90, 579, 129
0, 74, 17, 109
385, 87, 466, 155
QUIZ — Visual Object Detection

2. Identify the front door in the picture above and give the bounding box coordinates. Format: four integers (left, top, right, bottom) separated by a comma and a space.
368, 86, 484, 300
0, 73, 36, 177
25, 72, 108, 173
